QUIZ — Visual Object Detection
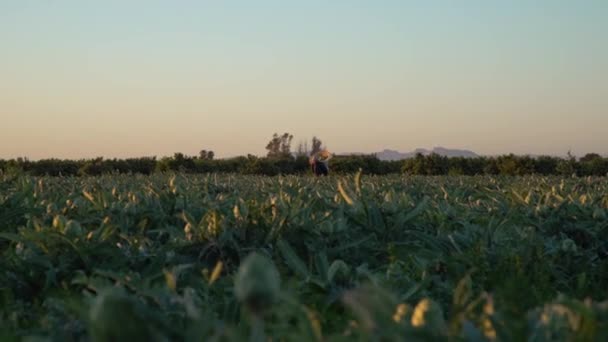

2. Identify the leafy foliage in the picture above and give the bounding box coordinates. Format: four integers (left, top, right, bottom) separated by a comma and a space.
1, 173, 608, 340
3, 153, 608, 177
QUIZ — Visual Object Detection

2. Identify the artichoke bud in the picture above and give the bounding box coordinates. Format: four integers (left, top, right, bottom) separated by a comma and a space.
89, 288, 155, 342
234, 252, 280, 314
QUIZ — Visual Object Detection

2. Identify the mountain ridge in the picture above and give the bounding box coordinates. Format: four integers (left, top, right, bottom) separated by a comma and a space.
339, 147, 479, 160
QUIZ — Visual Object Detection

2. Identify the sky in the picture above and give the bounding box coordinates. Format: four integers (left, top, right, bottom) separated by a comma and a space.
1, 1, 607, 159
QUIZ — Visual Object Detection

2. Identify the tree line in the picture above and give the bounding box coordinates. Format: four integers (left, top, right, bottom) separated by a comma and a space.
1, 133, 606, 176
401, 152, 608, 176
2, 152, 607, 177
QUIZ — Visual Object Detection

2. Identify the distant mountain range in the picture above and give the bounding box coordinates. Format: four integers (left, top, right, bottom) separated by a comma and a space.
341, 147, 479, 161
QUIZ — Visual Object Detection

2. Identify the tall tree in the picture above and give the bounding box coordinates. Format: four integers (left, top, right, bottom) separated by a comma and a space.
280, 133, 293, 156
266, 133, 294, 158
311, 136, 323, 155
266, 134, 281, 157
199, 150, 215, 160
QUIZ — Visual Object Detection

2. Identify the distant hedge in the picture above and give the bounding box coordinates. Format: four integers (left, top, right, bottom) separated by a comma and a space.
1, 153, 606, 177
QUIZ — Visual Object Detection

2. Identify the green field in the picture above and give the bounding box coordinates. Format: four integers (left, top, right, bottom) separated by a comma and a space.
2, 173, 608, 341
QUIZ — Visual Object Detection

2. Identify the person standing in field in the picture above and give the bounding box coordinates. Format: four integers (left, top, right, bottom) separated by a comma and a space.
310, 149, 331, 176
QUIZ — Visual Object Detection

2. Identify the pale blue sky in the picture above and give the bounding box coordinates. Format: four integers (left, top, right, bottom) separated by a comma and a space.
1, 1, 606, 159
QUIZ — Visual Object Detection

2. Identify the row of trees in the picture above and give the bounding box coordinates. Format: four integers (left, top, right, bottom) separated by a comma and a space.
152, 153, 401, 176
1, 133, 607, 176
401, 152, 608, 176
2, 153, 608, 177
0, 157, 158, 177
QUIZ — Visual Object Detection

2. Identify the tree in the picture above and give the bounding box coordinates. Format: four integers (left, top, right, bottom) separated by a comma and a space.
579, 153, 607, 176
199, 150, 215, 160
266, 133, 294, 158
580, 153, 601, 163
311, 137, 323, 155
166, 153, 196, 172
556, 152, 577, 176
280, 133, 293, 157
534, 156, 559, 175
402, 153, 426, 175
